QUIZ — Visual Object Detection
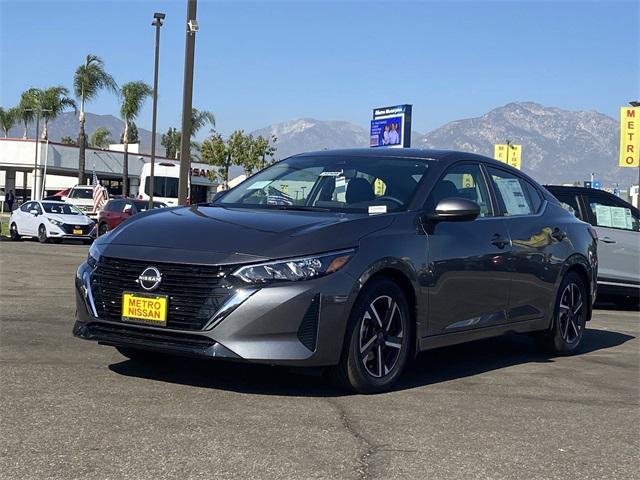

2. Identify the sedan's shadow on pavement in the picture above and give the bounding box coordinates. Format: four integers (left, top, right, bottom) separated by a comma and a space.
108, 327, 634, 397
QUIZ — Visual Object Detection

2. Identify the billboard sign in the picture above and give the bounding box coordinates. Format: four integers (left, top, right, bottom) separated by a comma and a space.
619, 106, 639, 167
371, 104, 412, 148
494, 143, 522, 170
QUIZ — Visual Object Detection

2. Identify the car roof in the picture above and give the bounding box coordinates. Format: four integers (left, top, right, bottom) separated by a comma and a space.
289, 148, 504, 164
41, 200, 66, 203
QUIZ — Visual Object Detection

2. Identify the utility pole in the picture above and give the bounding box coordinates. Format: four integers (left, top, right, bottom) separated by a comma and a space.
25, 107, 52, 201
177, 0, 198, 206
149, 12, 165, 210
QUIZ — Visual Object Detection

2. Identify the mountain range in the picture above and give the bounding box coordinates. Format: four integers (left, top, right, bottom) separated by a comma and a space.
7, 102, 632, 186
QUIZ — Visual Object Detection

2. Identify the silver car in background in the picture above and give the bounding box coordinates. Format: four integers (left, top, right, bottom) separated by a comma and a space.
546, 185, 639, 304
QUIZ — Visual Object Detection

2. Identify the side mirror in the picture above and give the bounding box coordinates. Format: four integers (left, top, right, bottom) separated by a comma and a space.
428, 197, 480, 222
123, 208, 133, 215
29, 209, 39, 216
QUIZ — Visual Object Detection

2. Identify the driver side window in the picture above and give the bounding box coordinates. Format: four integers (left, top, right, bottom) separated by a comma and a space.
426, 163, 492, 217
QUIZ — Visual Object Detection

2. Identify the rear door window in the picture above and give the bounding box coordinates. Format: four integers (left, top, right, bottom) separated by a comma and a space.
552, 192, 581, 219
486, 167, 533, 216
586, 192, 639, 232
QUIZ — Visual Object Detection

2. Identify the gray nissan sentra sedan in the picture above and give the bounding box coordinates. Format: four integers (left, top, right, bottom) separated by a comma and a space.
74, 149, 598, 393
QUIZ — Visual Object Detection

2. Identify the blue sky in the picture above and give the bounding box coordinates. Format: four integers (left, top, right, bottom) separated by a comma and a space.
1, 0, 638, 138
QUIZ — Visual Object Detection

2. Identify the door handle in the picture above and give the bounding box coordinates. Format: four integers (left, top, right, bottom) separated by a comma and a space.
600, 237, 617, 244
551, 227, 566, 242
491, 234, 508, 249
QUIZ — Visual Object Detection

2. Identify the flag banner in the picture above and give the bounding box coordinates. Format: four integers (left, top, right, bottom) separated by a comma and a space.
619, 107, 640, 168
494, 144, 522, 170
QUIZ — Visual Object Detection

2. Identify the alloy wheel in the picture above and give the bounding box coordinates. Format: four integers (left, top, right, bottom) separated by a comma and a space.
359, 295, 404, 378
558, 282, 583, 344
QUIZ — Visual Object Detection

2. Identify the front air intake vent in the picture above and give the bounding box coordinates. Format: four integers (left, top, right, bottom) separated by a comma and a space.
297, 294, 321, 352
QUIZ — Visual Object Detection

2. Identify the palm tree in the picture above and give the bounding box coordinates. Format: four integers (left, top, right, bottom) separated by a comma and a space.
74, 54, 118, 184
89, 127, 111, 148
190, 108, 215, 138
40, 86, 77, 140
119, 81, 152, 196
0, 107, 18, 137
17, 89, 39, 138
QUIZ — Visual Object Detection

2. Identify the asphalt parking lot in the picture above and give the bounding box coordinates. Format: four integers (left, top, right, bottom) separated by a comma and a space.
0, 240, 638, 480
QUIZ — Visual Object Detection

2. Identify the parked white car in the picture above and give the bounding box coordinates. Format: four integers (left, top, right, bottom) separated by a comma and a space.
9, 200, 95, 244
62, 185, 106, 218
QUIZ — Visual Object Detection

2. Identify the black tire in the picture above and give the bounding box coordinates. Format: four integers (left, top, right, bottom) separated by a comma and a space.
535, 272, 587, 355
98, 222, 109, 236
116, 346, 163, 362
10, 223, 21, 241
37, 224, 50, 244
329, 277, 411, 393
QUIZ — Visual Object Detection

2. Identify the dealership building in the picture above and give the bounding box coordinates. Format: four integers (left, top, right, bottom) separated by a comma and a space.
0, 138, 219, 205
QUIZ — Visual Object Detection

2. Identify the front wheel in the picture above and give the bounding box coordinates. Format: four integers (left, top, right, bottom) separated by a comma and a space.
10, 223, 21, 241
329, 277, 411, 393
535, 271, 587, 355
98, 222, 109, 236
37, 224, 50, 244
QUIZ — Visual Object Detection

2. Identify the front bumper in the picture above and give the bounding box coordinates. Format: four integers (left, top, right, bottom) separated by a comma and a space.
73, 261, 356, 367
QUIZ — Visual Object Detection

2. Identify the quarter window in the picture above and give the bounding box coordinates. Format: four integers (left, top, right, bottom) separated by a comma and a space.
487, 167, 534, 216
426, 163, 492, 217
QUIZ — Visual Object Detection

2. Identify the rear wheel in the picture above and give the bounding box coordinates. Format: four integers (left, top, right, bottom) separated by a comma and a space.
329, 277, 411, 393
10, 223, 21, 241
535, 272, 587, 354
37, 224, 50, 243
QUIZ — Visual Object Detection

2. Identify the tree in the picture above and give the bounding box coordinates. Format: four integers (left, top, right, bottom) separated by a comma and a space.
201, 130, 253, 189
161, 127, 181, 158
39, 86, 77, 140
90, 127, 112, 148
249, 134, 277, 173
190, 108, 215, 138
60, 136, 76, 145
17, 89, 39, 138
0, 107, 17, 137
74, 54, 118, 185
119, 122, 139, 144
119, 81, 152, 196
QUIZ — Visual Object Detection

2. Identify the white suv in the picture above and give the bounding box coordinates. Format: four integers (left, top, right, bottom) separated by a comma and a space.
62, 185, 105, 218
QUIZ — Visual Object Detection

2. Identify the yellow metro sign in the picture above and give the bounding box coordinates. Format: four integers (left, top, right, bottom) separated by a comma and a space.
494, 144, 522, 170
619, 106, 640, 167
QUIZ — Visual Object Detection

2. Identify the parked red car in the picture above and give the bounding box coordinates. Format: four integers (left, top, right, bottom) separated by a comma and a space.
97, 198, 166, 236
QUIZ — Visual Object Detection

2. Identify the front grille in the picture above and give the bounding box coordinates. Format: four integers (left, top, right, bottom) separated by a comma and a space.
91, 256, 236, 331
61, 223, 93, 234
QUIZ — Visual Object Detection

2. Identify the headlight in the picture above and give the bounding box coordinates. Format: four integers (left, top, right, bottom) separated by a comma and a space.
232, 249, 355, 284
87, 241, 103, 268
48, 218, 63, 227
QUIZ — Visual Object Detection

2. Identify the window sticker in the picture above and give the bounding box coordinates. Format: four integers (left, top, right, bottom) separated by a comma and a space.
596, 205, 633, 229
320, 170, 344, 177
494, 178, 530, 215
246, 180, 272, 190
368, 205, 387, 215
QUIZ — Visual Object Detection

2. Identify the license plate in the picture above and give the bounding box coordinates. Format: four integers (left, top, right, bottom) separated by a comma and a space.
73, 229, 83, 235
122, 292, 168, 326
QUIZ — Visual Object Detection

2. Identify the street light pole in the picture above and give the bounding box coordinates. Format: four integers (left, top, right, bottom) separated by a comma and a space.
177, 0, 198, 206
149, 12, 165, 210
25, 107, 52, 201
631, 101, 640, 205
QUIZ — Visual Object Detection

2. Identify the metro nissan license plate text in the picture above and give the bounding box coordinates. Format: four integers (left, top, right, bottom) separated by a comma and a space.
122, 292, 168, 326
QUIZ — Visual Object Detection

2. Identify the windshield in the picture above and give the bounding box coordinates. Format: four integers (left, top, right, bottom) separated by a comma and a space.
216, 155, 431, 213
69, 188, 93, 199
145, 176, 179, 198
42, 202, 83, 215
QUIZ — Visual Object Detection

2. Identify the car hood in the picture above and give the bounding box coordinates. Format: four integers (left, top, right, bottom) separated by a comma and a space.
49, 214, 93, 225
100, 205, 395, 265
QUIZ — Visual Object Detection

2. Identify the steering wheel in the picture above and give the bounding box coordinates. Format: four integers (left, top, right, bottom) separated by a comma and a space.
375, 196, 403, 207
